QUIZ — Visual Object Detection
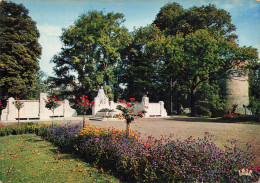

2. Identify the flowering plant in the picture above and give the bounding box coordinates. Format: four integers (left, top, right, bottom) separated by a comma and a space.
116, 98, 145, 136
77, 95, 94, 128
13, 97, 24, 124
103, 115, 112, 118
44, 96, 61, 126
113, 114, 124, 120
137, 110, 147, 118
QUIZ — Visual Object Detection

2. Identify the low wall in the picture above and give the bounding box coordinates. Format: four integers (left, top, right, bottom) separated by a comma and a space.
1, 93, 77, 121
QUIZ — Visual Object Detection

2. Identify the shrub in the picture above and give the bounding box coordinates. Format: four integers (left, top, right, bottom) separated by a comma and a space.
0, 122, 56, 136
222, 113, 259, 122
195, 105, 212, 116
38, 124, 260, 182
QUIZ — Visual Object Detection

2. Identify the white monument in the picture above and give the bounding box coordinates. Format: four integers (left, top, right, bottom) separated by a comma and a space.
92, 87, 168, 117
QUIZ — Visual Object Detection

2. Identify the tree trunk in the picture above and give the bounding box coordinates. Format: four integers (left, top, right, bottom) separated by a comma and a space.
170, 78, 173, 115
190, 88, 196, 117
126, 121, 130, 137
18, 109, 20, 125
83, 113, 86, 128
52, 110, 54, 127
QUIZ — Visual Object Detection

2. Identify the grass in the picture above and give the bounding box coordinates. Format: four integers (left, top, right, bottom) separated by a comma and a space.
0, 134, 121, 183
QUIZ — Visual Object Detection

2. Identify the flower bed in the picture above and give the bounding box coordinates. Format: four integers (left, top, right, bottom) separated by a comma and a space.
222, 113, 259, 122
36, 123, 260, 182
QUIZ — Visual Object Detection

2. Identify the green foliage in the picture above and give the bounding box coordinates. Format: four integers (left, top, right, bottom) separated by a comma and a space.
44, 96, 61, 112
222, 113, 259, 122
51, 10, 131, 102
153, 3, 236, 38
0, 123, 40, 136
26, 70, 48, 100
195, 105, 212, 117
13, 98, 24, 111
0, 1, 41, 101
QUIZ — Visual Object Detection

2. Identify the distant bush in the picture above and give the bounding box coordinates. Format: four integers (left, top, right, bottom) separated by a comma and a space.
195, 105, 211, 116
222, 113, 259, 122
37, 124, 260, 182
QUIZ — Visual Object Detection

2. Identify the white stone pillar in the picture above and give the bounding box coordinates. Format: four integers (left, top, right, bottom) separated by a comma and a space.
39, 93, 51, 120
159, 101, 167, 117
7, 97, 16, 121
141, 96, 150, 117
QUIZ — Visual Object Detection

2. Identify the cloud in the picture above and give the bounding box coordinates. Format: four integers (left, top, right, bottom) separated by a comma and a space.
38, 23, 62, 37
37, 24, 63, 76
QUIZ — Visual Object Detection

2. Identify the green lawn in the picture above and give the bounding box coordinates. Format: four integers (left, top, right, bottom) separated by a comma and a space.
0, 134, 121, 183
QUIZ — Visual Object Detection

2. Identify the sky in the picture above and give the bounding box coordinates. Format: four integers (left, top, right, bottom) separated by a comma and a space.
9, 0, 260, 76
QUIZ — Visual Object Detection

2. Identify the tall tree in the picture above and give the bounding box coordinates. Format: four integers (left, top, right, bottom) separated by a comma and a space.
120, 25, 165, 101
0, 1, 41, 102
151, 2, 259, 116
153, 3, 237, 39
51, 10, 131, 102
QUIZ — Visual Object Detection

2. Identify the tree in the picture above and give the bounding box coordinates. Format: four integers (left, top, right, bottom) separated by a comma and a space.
153, 3, 237, 39
14, 97, 24, 125
151, 3, 259, 116
0, 1, 41, 103
77, 95, 94, 128
51, 10, 131, 103
44, 96, 61, 127
120, 25, 164, 101
27, 70, 48, 100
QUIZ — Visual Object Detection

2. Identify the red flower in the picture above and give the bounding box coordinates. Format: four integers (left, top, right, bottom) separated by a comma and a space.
127, 103, 131, 107
53, 96, 56, 98
129, 98, 135, 101
85, 96, 88, 98
138, 111, 141, 114
254, 166, 258, 171
120, 100, 126, 103
77, 100, 79, 102
144, 143, 149, 147
135, 101, 138, 103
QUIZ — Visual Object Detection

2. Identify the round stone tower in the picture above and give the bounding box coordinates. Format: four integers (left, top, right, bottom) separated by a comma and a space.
224, 69, 249, 114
